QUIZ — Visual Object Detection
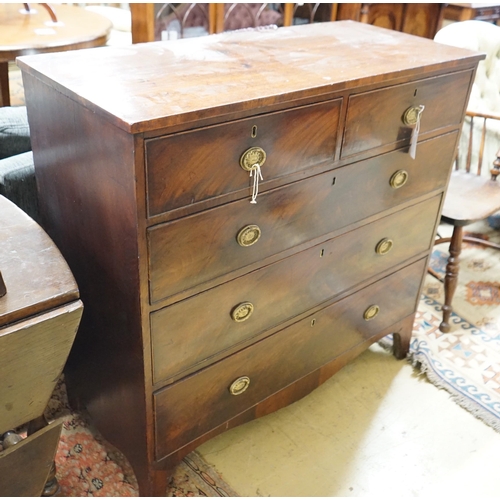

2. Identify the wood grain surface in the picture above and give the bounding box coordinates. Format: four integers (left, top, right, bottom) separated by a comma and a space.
148, 132, 457, 303
19, 21, 480, 495
0, 196, 79, 328
17, 22, 483, 133
146, 99, 340, 215
154, 258, 426, 459
151, 196, 440, 384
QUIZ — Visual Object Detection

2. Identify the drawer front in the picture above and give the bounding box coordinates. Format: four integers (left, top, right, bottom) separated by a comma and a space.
151, 196, 440, 383
146, 99, 341, 217
154, 258, 426, 459
341, 70, 472, 158
148, 132, 456, 303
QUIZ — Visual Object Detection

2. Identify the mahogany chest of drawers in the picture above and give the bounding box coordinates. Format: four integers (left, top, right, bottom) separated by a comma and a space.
18, 21, 482, 496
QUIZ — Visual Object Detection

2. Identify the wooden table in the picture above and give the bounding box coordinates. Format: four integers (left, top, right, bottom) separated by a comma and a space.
0, 3, 111, 106
0, 195, 83, 496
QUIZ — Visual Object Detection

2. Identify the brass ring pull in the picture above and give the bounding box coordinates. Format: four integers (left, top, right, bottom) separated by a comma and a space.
389, 170, 409, 189
229, 376, 251, 396
240, 146, 266, 172
237, 225, 261, 247
402, 105, 425, 126
364, 305, 380, 321
375, 238, 394, 255
231, 302, 254, 322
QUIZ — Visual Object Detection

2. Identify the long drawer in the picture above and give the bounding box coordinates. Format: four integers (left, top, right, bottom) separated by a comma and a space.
154, 257, 426, 459
341, 70, 472, 158
151, 195, 440, 383
148, 131, 457, 303
146, 99, 341, 217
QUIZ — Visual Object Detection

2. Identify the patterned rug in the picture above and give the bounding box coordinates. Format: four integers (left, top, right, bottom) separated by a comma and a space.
383, 219, 500, 432
40, 378, 238, 497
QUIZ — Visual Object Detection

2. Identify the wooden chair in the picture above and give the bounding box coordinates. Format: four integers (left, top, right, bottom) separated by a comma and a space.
432, 20, 500, 332
434, 111, 500, 332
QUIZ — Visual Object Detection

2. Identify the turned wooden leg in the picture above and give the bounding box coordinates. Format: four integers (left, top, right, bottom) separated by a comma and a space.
440, 225, 463, 333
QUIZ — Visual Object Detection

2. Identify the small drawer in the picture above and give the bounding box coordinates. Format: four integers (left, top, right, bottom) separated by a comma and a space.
146, 99, 341, 217
150, 195, 440, 384
153, 258, 426, 460
148, 131, 456, 303
341, 70, 473, 158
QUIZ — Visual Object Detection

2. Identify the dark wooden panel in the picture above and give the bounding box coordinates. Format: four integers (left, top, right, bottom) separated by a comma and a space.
360, 3, 405, 30
148, 132, 457, 303
401, 4, 444, 39
151, 195, 440, 383
154, 258, 426, 459
146, 99, 341, 216
341, 70, 473, 158
0, 196, 79, 328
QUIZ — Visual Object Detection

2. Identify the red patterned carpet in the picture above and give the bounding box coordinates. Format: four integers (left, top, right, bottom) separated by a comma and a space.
43, 378, 238, 497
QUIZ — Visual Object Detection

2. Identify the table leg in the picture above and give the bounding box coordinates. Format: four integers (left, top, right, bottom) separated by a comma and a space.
0, 62, 11, 107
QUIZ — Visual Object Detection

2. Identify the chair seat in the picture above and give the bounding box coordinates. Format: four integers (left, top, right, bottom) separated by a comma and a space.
442, 170, 500, 226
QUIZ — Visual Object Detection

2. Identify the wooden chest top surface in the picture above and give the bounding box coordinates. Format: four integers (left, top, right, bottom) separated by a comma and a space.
17, 21, 482, 133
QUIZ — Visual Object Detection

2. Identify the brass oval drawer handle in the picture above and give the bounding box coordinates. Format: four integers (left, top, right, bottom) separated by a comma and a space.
375, 238, 394, 255
402, 105, 425, 126
231, 302, 254, 322
237, 225, 261, 247
229, 376, 251, 396
389, 170, 408, 189
364, 305, 380, 321
240, 146, 267, 172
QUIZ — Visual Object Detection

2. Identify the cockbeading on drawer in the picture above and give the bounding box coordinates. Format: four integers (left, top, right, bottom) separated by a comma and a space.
147, 131, 458, 304
341, 70, 474, 158
146, 99, 341, 217
153, 258, 427, 460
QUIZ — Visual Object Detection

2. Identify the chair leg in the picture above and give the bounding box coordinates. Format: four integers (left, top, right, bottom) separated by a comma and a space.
440, 226, 463, 332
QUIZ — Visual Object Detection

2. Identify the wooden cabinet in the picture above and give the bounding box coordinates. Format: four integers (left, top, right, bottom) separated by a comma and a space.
18, 21, 482, 496
359, 3, 444, 38
0, 195, 83, 496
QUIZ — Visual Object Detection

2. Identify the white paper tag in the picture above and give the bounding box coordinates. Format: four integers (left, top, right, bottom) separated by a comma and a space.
409, 105, 425, 160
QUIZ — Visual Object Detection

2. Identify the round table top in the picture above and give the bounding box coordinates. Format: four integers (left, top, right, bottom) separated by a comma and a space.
0, 3, 112, 62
